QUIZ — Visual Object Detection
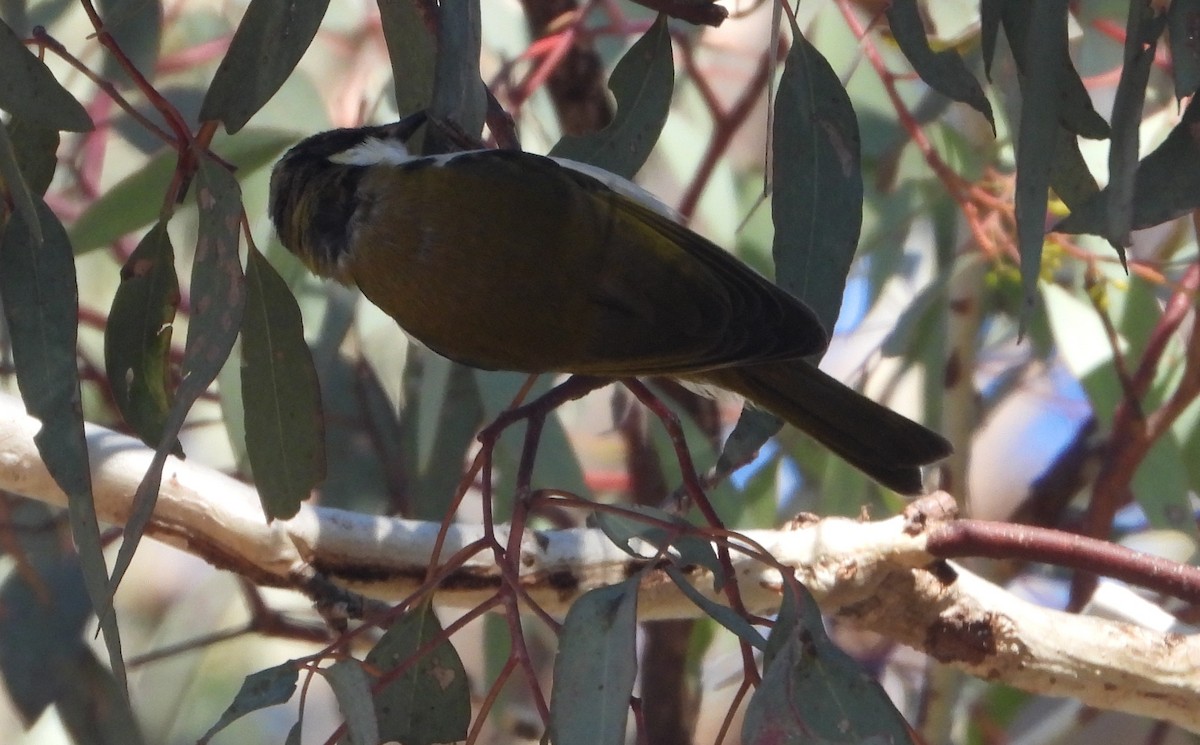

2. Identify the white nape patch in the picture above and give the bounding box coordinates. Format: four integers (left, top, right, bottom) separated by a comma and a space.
328, 137, 418, 166
549, 157, 679, 221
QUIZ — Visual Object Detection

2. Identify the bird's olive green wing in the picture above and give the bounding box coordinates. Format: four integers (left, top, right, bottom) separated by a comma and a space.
546, 157, 829, 374
345, 149, 830, 377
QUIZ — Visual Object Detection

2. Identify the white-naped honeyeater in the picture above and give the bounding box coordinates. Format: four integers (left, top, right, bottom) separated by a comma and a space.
269, 116, 952, 494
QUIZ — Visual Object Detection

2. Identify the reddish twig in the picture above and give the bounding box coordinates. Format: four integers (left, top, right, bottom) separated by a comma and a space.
927, 519, 1200, 605
1071, 259, 1200, 607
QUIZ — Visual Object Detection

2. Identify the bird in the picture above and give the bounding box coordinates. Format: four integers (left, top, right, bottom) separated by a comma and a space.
268, 119, 951, 494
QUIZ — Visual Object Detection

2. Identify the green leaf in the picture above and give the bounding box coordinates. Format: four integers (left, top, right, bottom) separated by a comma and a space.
592, 505, 726, 579
1042, 283, 1122, 428
594, 507, 674, 557
96, 0, 161, 91
71, 128, 297, 253
1055, 95, 1200, 237
71, 148, 174, 254
241, 246, 326, 520
1013, 0, 1067, 321
1172, 394, 1200, 495
377, 0, 436, 117
402, 351, 483, 520
104, 221, 180, 452
999, 0, 1109, 140
0, 117, 41, 245
1105, 1, 1167, 256
5, 115, 59, 196
743, 582, 914, 744
550, 14, 674, 179
55, 647, 145, 745
1168, 0, 1200, 100
1049, 126, 1099, 212
549, 581, 639, 745
886, 0, 994, 130
0, 503, 92, 723
663, 565, 767, 650
324, 659, 379, 745
200, 662, 299, 743
981, 0, 1002, 77
109, 157, 246, 595
0, 197, 127, 695
366, 602, 471, 745
0, 18, 92, 131
1132, 435, 1198, 539
1113, 272, 1163, 370
416, 352, 454, 474
715, 408, 783, 482
198, 0, 331, 133
772, 19, 863, 335
429, 0, 486, 141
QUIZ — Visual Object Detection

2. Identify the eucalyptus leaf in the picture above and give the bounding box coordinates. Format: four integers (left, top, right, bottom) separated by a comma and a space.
664, 565, 766, 650
715, 408, 783, 481
981, 0, 1002, 77
999, 0, 1109, 140
743, 582, 913, 744
549, 581, 639, 745
772, 19, 863, 335
429, 0, 486, 140
5, 116, 59, 196
55, 647, 145, 745
96, 0, 161, 91
1049, 126, 1099, 212
200, 663, 299, 743
1168, 0, 1200, 100
324, 659, 379, 745
0, 17, 92, 131
1105, 1, 1167, 256
886, 0, 994, 130
71, 129, 297, 253
550, 14, 674, 179
199, 0, 331, 133
1013, 0, 1067, 322
104, 221, 180, 453
378, 0, 436, 117
1056, 95, 1200, 238
0, 509, 92, 723
0, 117, 40, 245
109, 157, 246, 596
242, 246, 326, 520
366, 603, 471, 745
406, 352, 483, 520
0, 198, 126, 695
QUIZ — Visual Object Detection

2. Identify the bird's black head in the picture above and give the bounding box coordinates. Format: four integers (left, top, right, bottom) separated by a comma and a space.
269, 116, 428, 278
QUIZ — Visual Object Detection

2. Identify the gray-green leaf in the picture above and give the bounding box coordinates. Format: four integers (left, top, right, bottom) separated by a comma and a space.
242, 246, 326, 520
199, 0, 331, 133
550, 14, 674, 179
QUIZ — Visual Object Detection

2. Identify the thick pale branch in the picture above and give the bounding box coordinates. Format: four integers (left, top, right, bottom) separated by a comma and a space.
0, 394, 1197, 730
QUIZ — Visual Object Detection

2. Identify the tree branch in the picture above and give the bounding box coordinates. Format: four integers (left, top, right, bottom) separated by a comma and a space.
0, 393, 1197, 731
